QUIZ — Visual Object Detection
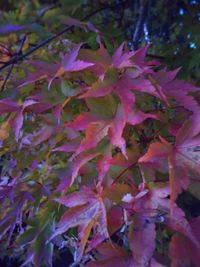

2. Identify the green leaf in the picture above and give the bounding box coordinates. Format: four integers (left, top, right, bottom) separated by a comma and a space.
61, 80, 75, 97
86, 94, 118, 119
16, 228, 37, 247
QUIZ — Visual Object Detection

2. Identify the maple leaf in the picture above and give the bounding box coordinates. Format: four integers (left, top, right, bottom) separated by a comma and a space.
10, 99, 53, 141
86, 243, 132, 267
80, 42, 154, 80
66, 107, 111, 160
139, 113, 200, 202
52, 139, 80, 153
106, 206, 124, 235
0, 191, 34, 244
0, 99, 20, 114
120, 182, 199, 267
48, 44, 94, 89
111, 42, 136, 69
66, 97, 128, 159
59, 93, 158, 189
79, 69, 156, 118
17, 60, 58, 88
18, 44, 94, 90
151, 68, 199, 112
79, 44, 164, 122
79, 43, 160, 91
96, 145, 112, 184
22, 126, 54, 147
129, 215, 156, 267
68, 94, 157, 163
60, 43, 95, 72
70, 151, 100, 186
0, 96, 54, 141
46, 187, 109, 262
79, 42, 136, 81
169, 216, 200, 267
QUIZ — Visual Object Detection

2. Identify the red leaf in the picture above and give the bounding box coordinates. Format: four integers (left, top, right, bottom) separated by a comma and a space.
152, 68, 199, 112
0, 99, 19, 114
108, 104, 127, 158
169, 216, 200, 267
139, 138, 172, 163
86, 243, 132, 267
112, 42, 135, 69
139, 116, 200, 201
127, 109, 158, 126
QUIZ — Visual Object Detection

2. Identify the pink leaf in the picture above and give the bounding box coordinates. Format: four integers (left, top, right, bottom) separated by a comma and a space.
165, 204, 200, 248
47, 203, 100, 243
128, 109, 158, 125
129, 216, 156, 267
73, 122, 109, 158
67, 113, 98, 131
112, 42, 135, 69
108, 105, 127, 158
61, 44, 94, 72
55, 188, 96, 208
70, 152, 100, 185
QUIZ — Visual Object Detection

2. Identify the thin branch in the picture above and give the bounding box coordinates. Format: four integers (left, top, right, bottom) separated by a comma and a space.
111, 162, 137, 185
1, 35, 27, 91
0, 2, 165, 75
0, 63, 14, 92
0, 26, 72, 72
0, 5, 110, 73
147, 53, 165, 60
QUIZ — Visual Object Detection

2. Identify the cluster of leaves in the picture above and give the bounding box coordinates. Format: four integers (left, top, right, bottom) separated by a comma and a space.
2, 0, 200, 82
0, 26, 200, 266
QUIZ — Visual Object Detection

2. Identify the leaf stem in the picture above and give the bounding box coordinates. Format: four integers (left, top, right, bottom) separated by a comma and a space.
111, 162, 137, 185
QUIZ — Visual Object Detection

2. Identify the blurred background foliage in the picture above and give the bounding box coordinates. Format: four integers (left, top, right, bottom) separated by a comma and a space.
1, 0, 200, 81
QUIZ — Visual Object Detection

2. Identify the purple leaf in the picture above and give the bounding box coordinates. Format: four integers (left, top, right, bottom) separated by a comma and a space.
0, 24, 26, 34
0, 99, 20, 114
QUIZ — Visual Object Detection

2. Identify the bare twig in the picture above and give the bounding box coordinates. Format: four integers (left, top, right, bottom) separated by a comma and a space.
0, 63, 14, 91
1, 35, 27, 91
0, 5, 111, 74
147, 53, 165, 60
0, 1, 164, 77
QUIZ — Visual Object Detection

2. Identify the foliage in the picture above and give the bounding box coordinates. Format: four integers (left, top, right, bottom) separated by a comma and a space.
0, 1, 200, 267
1, 0, 200, 81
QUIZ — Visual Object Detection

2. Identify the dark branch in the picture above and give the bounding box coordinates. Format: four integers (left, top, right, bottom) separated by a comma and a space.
0, 5, 108, 73
1, 35, 27, 91
0, 1, 164, 76
0, 63, 14, 92
0, 25, 72, 73
147, 53, 165, 60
